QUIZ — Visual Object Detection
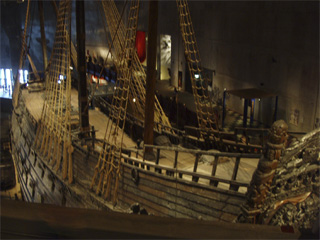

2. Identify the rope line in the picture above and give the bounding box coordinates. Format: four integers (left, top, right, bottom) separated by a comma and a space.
101, 0, 172, 132
13, 0, 31, 108
176, 0, 219, 134
34, 0, 74, 184
91, 0, 140, 204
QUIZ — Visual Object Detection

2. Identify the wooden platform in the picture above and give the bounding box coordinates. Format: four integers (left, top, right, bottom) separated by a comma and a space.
1, 199, 303, 239
21, 89, 259, 193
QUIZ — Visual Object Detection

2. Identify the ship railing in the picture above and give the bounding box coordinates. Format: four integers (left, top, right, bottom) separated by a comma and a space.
234, 127, 269, 146
121, 144, 261, 193
234, 127, 307, 146
96, 96, 184, 144
184, 125, 265, 153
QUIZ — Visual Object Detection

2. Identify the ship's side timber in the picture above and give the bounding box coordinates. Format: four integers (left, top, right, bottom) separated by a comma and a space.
10, 94, 114, 210
11, 91, 257, 221
117, 162, 246, 221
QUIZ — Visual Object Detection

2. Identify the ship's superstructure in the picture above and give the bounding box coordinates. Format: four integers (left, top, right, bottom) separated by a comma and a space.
8, 0, 320, 232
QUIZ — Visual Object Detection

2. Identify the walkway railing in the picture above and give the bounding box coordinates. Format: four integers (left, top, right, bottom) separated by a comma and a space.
121, 144, 261, 193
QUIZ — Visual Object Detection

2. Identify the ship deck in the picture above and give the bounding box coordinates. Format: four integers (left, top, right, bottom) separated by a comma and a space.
21, 89, 259, 193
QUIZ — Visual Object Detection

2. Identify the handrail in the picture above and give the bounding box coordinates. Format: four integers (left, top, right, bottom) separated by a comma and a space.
119, 144, 260, 192
121, 150, 252, 192
143, 144, 261, 158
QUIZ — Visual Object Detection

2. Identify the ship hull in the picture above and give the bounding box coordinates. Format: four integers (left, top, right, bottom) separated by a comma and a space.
10, 92, 247, 220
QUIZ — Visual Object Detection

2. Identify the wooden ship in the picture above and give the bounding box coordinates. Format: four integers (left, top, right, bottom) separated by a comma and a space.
9, 0, 319, 231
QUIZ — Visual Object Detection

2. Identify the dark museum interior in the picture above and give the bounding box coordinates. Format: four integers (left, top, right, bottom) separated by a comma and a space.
0, 0, 319, 239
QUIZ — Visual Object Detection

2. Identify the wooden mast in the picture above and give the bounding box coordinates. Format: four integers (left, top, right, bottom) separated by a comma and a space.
76, 0, 90, 137
143, 0, 158, 158
38, 0, 48, 71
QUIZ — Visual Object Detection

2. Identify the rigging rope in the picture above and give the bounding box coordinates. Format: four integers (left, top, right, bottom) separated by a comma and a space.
91, 0, 140, 204
176, 0, 219, 134
34, 0, 73, 184
84, 0, 129, 112
101, 0, 172, 132
13, 0, 31, 108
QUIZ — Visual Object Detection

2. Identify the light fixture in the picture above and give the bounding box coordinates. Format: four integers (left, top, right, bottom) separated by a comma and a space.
19, 69, 23, 83
133, 98, 136, 103
70, 66, 73, 70
224, 88, 227, 91
114, 86, 117, 90
194, 74, 200, 79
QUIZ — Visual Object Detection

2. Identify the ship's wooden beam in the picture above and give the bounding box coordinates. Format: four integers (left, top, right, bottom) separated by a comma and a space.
51, 0, 58, 17
38, 0, 47, 71
1, 199, 305, 239
144, 0, 158, 154
76, 0, 90, 136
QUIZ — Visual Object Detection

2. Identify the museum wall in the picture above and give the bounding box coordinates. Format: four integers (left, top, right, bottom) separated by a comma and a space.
162, 1, 319, 132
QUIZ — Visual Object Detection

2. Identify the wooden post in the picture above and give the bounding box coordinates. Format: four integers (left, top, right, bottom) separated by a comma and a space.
76, 0, 90, 137
155, 148, 161, 173
51, 0, 58, 17
230, 156, 240, 191
243, 99, 248, 128
222, 90, 226, 128
210, 155, 219, 186
38, 0, 48, 71
143, 0, 158, 154
192, 153, 200, 182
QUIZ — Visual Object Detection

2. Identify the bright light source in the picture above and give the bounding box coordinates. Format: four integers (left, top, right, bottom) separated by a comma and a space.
59, 75, 64, 80
70, 66, 73, 70
0, 69, 4, 86
224, 88, 227, 91
194, 74, 200, 79
19, 69, 24, 83
5, 69, 11, 86
133, 98, 136, 103
58, 80, 61, 84
114, 86, 116, 90
24, 70, 28, 83
258, 98, 261, 102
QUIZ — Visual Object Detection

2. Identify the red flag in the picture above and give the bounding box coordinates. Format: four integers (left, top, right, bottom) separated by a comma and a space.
135, 31, 146, 63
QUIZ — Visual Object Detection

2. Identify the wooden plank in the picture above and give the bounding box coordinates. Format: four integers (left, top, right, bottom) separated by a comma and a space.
122, 163, 246, 198
1, 199, 303, 239
120, 175, 219, 220
121, 167, 244, 218
122, 168, 243, 213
